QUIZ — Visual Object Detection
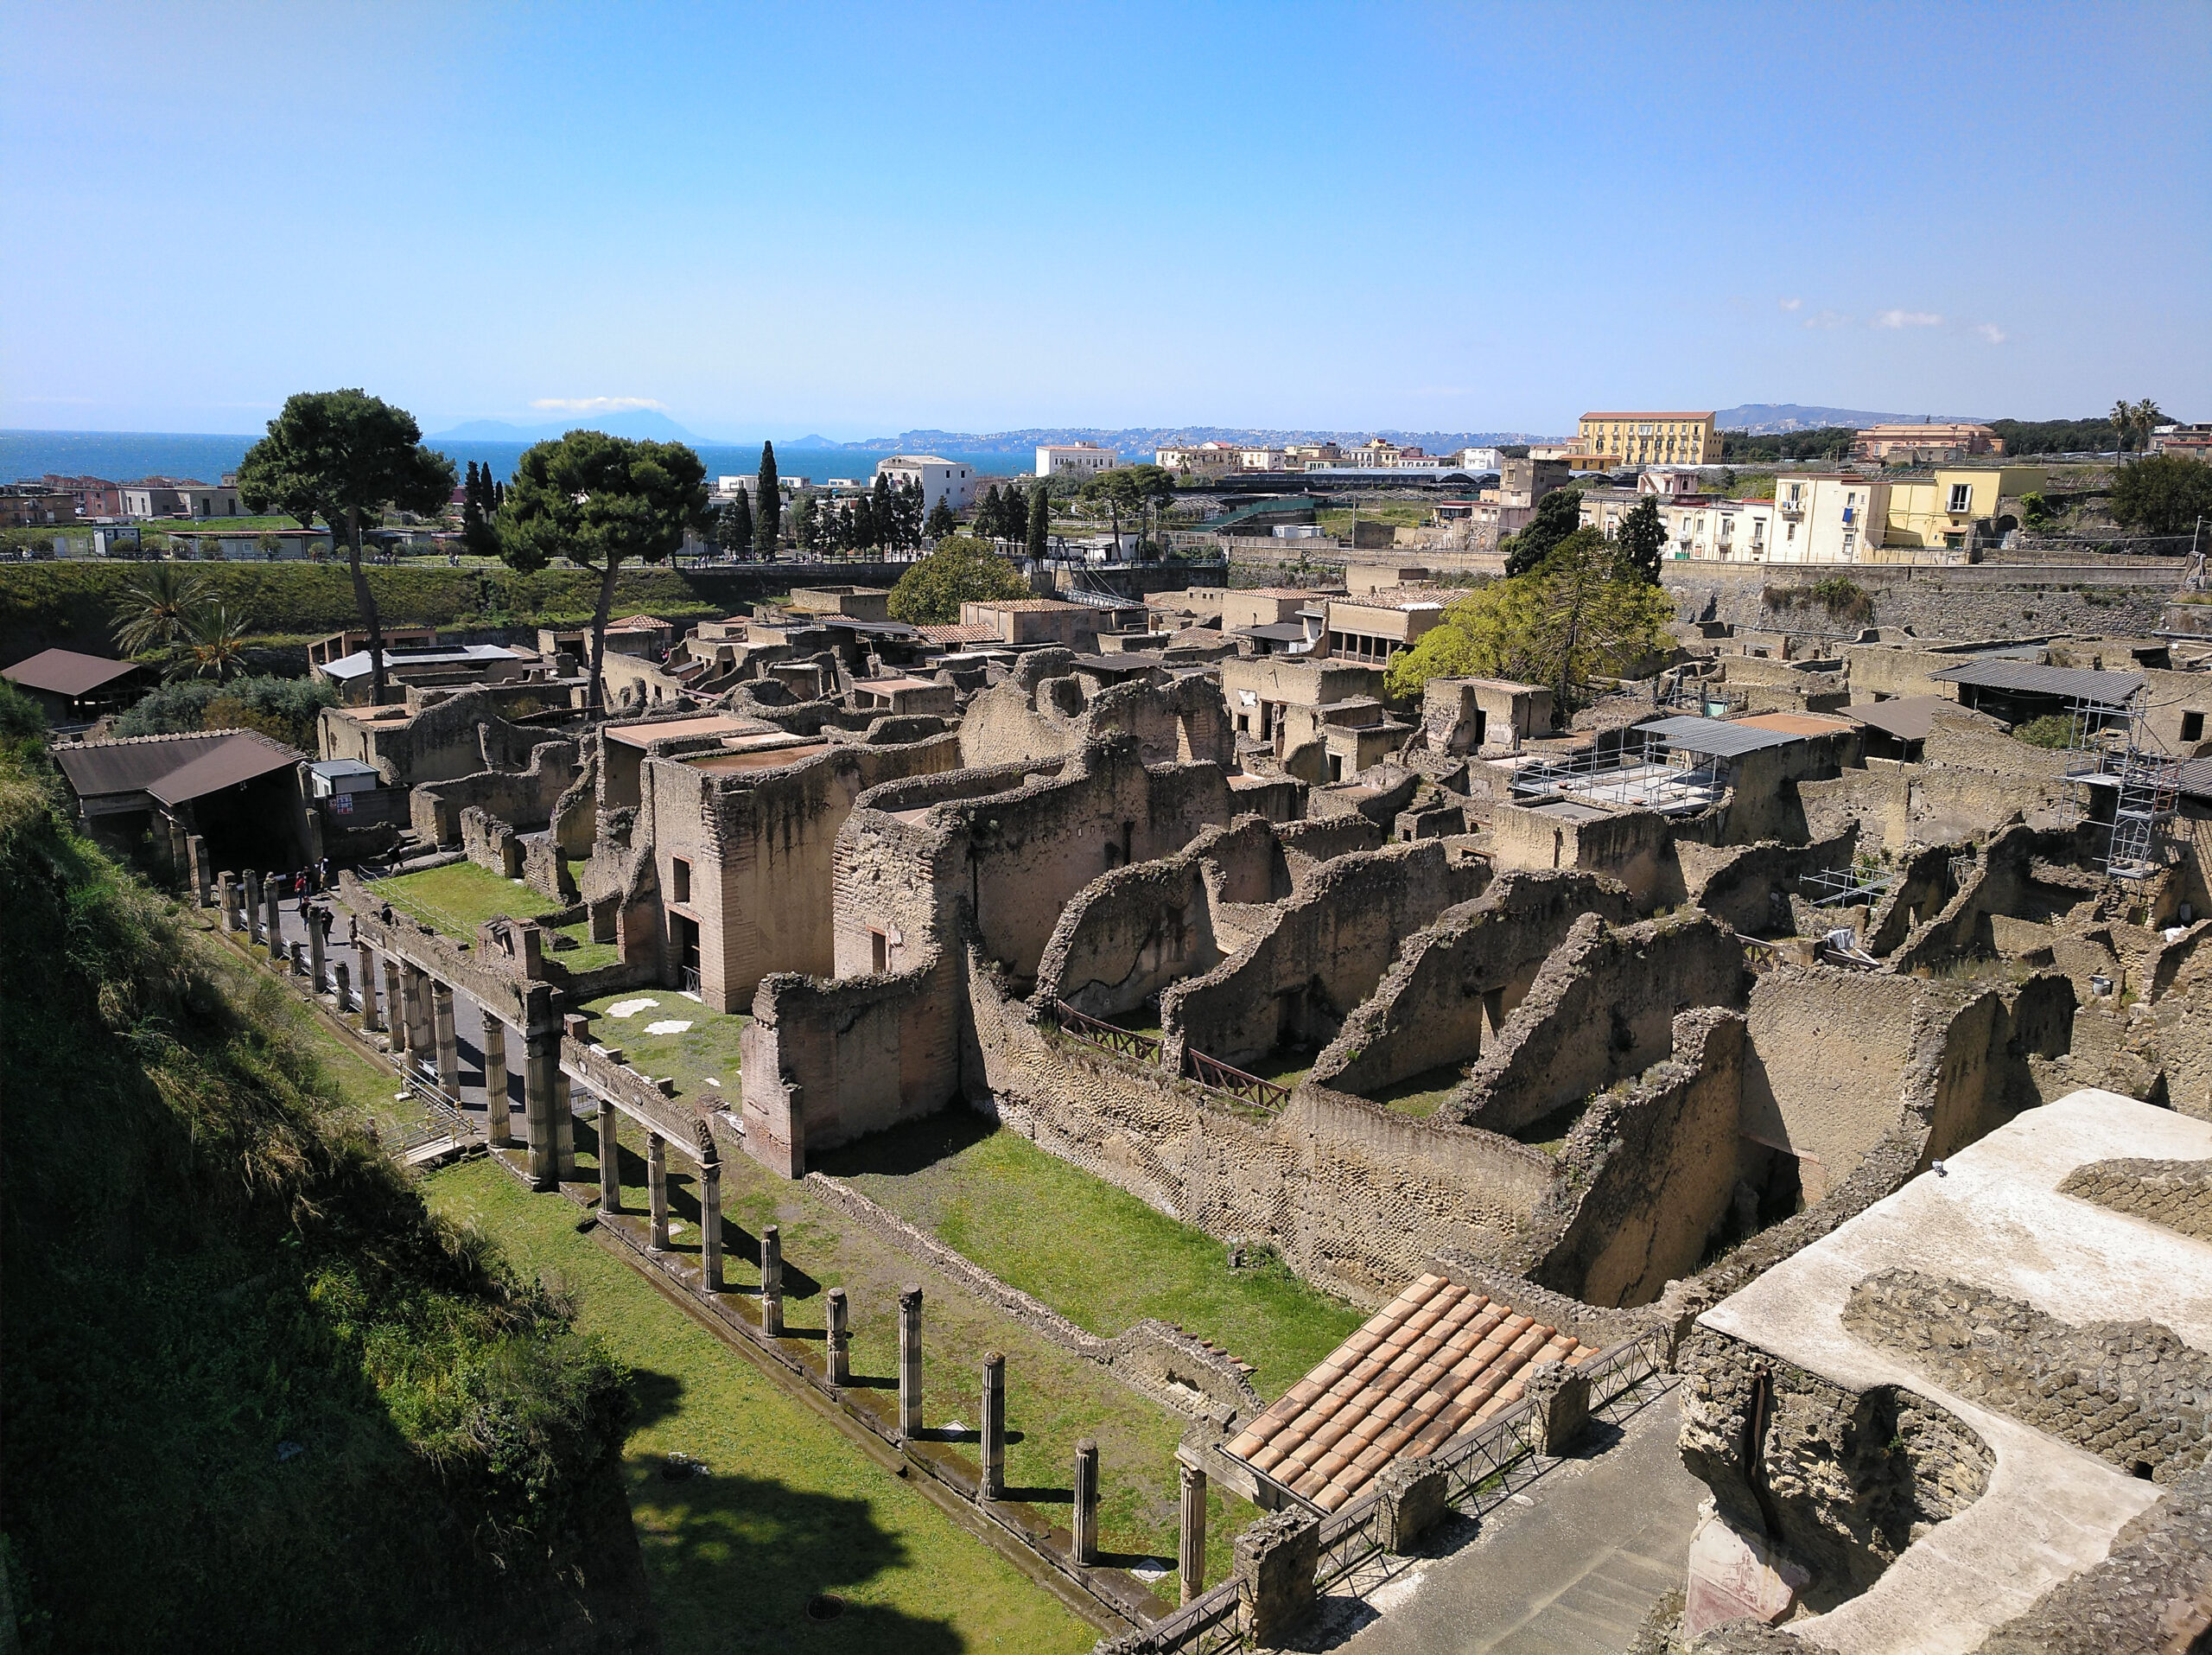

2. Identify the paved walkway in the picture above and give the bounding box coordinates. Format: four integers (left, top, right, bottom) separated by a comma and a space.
1313, 1384, 1701, 1655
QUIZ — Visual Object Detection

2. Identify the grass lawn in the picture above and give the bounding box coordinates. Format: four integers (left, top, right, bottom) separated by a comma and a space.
371, 858, 564, 939
426, 1158, 1095, 1655
1363, 1062, 1471, 1119
817, 1114, 1363, 1399
575, 989, 748, 1103
574, 1111, 1259, 1591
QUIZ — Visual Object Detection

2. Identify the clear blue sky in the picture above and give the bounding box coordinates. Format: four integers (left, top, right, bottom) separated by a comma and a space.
4, 1, 2206, 438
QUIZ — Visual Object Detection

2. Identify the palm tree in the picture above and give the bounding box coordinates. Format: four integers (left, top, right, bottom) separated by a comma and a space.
171, 604, 250, 683
2111, 398, 2136, 457
111, 564, 213, 656
2135, 398, 2166, 453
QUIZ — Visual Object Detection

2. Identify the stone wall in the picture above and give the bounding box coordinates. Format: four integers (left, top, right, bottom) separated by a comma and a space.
1678, 837, 1851, 935
958, 658, 1236, 771
1033, 817, 1287, 1018
968, 955, 1562, 1306
1161, 841, 1489, 1071
1675, 1327, 1995, 1612
1841, 1267, 2209, 1481
1663, 567, 2173, 642
1309, 870, 1635, 1099
413, 737, 580, 847
1489, 801, 1681, 909
1529, 1009, 1748, 1309
317, 687, 556, 789
1452, 910, 1749, 1135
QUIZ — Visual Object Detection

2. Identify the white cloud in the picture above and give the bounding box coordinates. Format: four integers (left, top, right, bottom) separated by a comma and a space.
1974, 322, 2008, 345
1777, 297, 1802, 312
1872, 309, 1942, 329
529, 396, 668, 413
1802, 309, 1850, 330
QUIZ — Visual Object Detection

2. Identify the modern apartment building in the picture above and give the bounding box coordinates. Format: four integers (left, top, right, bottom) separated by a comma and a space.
874, 455, 978, 514
1575, 411, 1717, 467
1767, 474, 1888, 563
1035, 442, 1117, 479
119, 479, 244, 519
1884, 466, 2046, 551
1659, 498, 1777, 563
1456, 447, 1503, 472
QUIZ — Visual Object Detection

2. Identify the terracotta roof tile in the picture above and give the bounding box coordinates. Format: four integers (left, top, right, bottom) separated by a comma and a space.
1223, 1272, 1599, 1509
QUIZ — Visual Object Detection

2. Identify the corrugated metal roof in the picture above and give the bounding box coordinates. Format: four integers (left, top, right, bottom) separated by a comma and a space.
1927, 659, 2145, 699
1635, 713, 1806, 758
2, 648, 146, 697
1844, 696, 1948, 742
319, 644, 520, 680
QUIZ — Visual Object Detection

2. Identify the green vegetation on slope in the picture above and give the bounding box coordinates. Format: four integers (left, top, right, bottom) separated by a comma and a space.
0, 753, 639, 1654
427, 1158, 1096, 1655
818, 1114, 1363, 1397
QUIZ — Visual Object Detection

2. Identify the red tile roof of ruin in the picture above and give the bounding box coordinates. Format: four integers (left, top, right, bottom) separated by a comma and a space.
1730, 711, 1856, 736
1223, 1273, 1597, 1512
919, 623, 999, 644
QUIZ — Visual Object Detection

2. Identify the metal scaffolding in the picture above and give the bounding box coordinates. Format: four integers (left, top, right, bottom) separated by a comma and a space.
2065, 690, 2183, 883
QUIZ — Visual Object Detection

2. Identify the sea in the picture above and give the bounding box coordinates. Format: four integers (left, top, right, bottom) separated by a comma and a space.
0, 430, 1032, 491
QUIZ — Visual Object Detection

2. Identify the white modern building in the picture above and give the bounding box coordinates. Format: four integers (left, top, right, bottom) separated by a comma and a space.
1456, 447, 1503, 473
874, 455, 980, 515
1036, 443, 1117, 479
1155, 442, 1239, 478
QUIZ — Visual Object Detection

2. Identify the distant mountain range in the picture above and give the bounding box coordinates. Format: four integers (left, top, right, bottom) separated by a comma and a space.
830, 427, 1549, 455
1713, 404, 1990, 435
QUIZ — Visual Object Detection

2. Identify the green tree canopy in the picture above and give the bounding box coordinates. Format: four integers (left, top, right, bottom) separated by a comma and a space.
886, 535, 1029, 625
496, 430, 708, 709
235, 389, 455, 704
1616, 495, 1667, 583
1026, 482, 1050, 557
1501, 487, 1583, 577
2109, 453, 2212, 535
925, 496, 958, 540
754, 442, 780, 556
1385, 528, 1674, 714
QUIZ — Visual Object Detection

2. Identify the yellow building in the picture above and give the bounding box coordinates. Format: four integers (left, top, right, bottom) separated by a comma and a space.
1577, 411, 1717, 467
1883, 465, 2046, 551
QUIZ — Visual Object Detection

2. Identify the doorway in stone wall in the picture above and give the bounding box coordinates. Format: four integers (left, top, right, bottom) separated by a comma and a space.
671, 913, 701, 994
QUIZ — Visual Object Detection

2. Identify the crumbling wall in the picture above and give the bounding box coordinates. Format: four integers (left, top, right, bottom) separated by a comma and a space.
1737, 969, 2070, 1200
968, 955, 1562, 1305
1530, 1009, 1748, 1309
1842, 1268, 2210, 1483
413, 738, 580, 847
1680, 835, 1853, 935
955, 651, 1232, 771
321, 689, 556, 790
1310, 870, 1635, 1099
1033, 817, 1284, 1017
1452, 910, 1749, 1135
1676, 1327, 1994, 1612
1162, 841, 1489, 1070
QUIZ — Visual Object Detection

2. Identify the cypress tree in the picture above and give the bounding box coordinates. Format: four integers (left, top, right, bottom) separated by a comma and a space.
1027, 481, 1049, 556
925, 496, 957, 540
724, 491, 753, 558
753, 442, 779, 556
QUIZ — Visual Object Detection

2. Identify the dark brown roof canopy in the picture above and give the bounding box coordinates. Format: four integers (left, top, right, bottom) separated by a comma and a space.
2, 648, 146, 697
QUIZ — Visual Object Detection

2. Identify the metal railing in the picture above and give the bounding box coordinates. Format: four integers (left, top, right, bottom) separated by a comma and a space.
1047, 999, 1161, 1062
1799, 865, 1895, 908
1181, 1048, 1291, 1112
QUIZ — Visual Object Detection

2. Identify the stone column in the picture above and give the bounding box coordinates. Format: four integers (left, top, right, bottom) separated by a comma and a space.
481, 1018, 511, 1144
219, 872, 240, 931
520, 1028, 563, 1189
646, 1131, 670, 1251
307, 912, 326, 992
550, 1071, 575, 1181
333, 960, 351, 1012
1179, 1461, 1208, 1605
825, 1287, 850, 1384
384, 961, 408, 1055
431, 983, 459, 1096
188, 835, 212, 907
897, 1283, 924, 1438
1527, 1362, 1592, 1457
980, 1353, 1007, 1501
264, 885, 284, 962
356, 941, 380, 1030
406, 968, 433, 1058
699, 1159, 723, 1290
761, 1225, 785, 1335
245, 871, 264, 944
596, 1101, 621, 1210
1234, 1508, 1320, 1644
1376, 1461, 1450, 1555
166, 816, 188, 879
1072, 1440, 1100, 1566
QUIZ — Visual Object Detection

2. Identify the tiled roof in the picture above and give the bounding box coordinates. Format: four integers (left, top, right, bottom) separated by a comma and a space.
919, 623, 999, 644
1224, 1273, 1597, 1512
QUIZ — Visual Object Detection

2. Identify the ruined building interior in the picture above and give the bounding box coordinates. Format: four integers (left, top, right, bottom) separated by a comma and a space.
255, 576, 2212, 1652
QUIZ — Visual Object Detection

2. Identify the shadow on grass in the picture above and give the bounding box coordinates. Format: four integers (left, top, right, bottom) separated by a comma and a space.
812, 1106, 998, 1180
630, 1463, 968, 1652
1000, 1484, 1072, 1505
627, 1365, 686, 1432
